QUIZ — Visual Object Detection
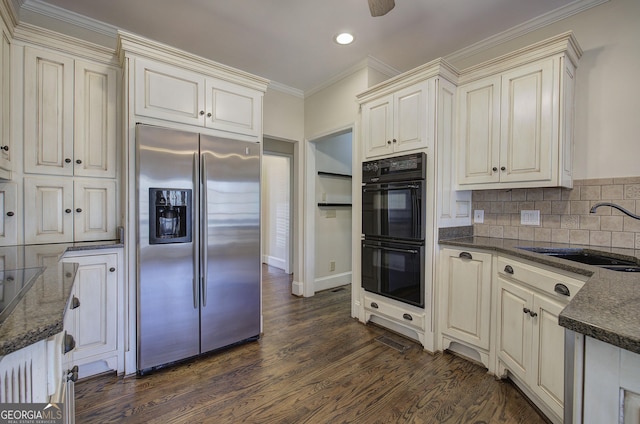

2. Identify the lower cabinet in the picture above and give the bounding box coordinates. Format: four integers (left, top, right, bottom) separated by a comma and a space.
495, 256, 585, 423
363, 293, 426, 346
62, 249, 124, 379
439, 248, 492, 367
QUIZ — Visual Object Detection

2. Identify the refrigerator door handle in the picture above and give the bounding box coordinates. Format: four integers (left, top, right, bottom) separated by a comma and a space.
201, 153, 208, 308
192, 153, 199, 309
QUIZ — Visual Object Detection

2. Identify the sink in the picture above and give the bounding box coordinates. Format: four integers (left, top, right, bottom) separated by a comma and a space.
517, 247, 640, 272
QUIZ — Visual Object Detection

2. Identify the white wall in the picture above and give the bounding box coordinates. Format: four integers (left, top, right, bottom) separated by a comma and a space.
261, 154, 290, 271
448, 0, 640, 180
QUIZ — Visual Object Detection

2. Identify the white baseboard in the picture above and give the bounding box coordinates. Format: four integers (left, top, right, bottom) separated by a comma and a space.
262, 254, 286, 270
291, 279, 304, 296
314, 271, 352, 292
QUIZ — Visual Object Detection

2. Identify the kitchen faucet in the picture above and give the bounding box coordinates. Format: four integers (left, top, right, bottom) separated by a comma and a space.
590, 202, 640, 220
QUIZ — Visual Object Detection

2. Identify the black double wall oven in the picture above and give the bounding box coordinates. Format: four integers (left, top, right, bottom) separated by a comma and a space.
361, 152, 426, 308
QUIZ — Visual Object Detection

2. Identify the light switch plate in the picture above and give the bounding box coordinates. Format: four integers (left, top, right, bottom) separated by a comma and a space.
521, 210, 540, 226
474, 210, 484, 224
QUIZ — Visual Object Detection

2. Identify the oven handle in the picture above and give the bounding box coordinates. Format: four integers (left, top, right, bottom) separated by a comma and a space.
362, 244, 419, 255
362, 184, 421, 192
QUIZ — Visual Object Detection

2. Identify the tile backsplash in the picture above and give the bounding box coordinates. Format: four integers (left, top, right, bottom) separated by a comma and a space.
472, 177, 640, 249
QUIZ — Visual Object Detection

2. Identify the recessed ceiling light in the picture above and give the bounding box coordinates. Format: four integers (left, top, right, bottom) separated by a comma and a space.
335, 32, 355, 45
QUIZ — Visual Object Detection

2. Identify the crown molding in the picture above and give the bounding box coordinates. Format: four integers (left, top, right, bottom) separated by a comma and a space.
0, 0, 19, 34
267, 81, 304, 98
445, 0, 608, 64
21, 0, 118, 38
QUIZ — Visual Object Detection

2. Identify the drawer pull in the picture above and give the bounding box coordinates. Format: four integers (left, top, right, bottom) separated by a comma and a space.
523, 307, 538, 318
70, 296, 80, 310
504, 265, 514, 274
63, 332, 76, 354
403, 313, 413, 321
459, 251, 473, 260
523, 307, 530, 315
370, 302, 379, 309
554, 283, 570, 296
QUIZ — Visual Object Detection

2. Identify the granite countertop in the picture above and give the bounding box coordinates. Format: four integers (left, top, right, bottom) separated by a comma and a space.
0, 240, 124, 356
438, 236, 640, 355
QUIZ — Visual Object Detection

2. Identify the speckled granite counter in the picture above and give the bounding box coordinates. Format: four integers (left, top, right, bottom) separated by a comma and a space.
0, 240, 123, 356
438, 237, 640, 355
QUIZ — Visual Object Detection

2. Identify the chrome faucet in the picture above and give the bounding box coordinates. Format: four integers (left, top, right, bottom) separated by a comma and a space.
590, 202, 640, 220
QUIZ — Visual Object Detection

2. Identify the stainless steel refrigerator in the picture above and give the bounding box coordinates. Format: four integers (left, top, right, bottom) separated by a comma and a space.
136, 124, 261, 374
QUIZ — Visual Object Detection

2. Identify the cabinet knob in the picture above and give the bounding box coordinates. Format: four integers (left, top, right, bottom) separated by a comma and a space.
76, 208, 82, 213
387, 140, 392, 145
501, 166, 506, 171
76, 159, 82, 164
504, 265, 514, 274
207, 112, 212, 118
65, 209, 72, 214
492, 167, 498, 172
0, 145, 8, 151
392, 139, 397, 143
67, 365, 79, 382
65, 158, 72, 163
6, 211, 14, 217
199, 110, 205, 116
109, 267, 116, 272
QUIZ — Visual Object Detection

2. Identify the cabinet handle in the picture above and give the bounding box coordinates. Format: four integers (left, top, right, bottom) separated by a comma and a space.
459, 251, 473, 260
554, 283, 570, 296
199, 110, 205, 116
6, 211, 14, 217
402, 313, 413, 321
501, 166, 506, 171
370, 302, 379, 309
207, 112, 212, 117
504, 265, 514, 274
76, 208, 82, 213
529, 311, 538, 318
387, 140, 392, 145
523, 307, 530, 314
67, 365, 79, 382
76, 159, 82, 164
392, 139, 397, 143
65, 209, 72, 214
0, 145, 8, 151
65, 158, 72, 163
109, 267, 116, 272
63, 332, 76, 354
70, 295, 80, 310
492, 167, 498, 172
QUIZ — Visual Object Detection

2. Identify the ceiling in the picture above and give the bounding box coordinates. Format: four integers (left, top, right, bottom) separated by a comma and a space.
18, 0, 594, 94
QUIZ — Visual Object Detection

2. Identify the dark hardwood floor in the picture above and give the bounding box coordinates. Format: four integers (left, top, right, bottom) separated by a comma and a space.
75, 265, 548, 423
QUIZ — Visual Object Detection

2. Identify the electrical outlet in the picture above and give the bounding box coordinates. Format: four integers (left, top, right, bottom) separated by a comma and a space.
474, 210, 484, 224
521, 210, 540, 226
329, 260, 336, 272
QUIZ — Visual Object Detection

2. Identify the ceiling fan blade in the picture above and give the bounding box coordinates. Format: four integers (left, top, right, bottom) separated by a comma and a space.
368, 0, 395, 17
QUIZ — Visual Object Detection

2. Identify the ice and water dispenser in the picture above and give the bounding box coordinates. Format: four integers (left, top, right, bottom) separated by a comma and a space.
149, 188, 192, 244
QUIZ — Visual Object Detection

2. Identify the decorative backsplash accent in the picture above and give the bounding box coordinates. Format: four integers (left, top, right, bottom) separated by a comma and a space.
472, 177, 640, 249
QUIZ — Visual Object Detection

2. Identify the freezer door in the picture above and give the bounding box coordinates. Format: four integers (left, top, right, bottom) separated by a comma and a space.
136, 125, 200, 371
200, 135, 261, 353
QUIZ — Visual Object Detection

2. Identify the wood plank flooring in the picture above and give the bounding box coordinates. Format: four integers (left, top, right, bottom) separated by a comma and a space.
75, 265, 548, 423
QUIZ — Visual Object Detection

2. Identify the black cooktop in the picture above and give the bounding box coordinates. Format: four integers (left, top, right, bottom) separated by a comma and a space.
0, 267, 45, 324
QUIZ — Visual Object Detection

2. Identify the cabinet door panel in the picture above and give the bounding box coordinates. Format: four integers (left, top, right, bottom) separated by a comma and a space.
73, 179, 116, 242
24, 177, 73, 244
24, 47, 74, 176
74, 61, 117, 178
457, 76, 501, 185
134, 58, 205, 126
531, 294, 565, 417
205, 79, 261, 138
362, 94, 393, 158
500, 58, 555, 183
394, 83, 428, 153
0, 29, 11, 175
0, 183, 18, 246
497, 277, 532, 380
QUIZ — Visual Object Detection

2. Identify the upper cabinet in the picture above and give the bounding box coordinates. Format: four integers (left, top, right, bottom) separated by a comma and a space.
23, 47, 117, 178
456, 32, 581, 190
131, 53, 263, 139
361, 81, 430, 158
0, 22, 11, 179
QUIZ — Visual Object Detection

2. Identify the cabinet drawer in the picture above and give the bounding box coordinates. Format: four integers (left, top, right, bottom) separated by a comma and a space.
497, 256, 586, 301
364, 294, 425, 330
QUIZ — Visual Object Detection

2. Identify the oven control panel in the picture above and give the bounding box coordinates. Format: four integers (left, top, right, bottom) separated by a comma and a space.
362, 152, 426, 183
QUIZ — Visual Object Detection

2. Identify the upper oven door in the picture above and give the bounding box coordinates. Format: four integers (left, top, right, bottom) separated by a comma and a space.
362, 181, 424, 241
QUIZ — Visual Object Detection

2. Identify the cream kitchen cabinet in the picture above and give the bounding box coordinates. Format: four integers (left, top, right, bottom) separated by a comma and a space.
62, 250, 123, 378
456, 32, 580, 190
439, 248, 492, 367
23, 46, 117, 178
0, 182, 18, 246
495, 255, 586, 423
0, 22, 11, 179
134, 57, 262, 139
361, 81, 430, 158
24, 176, 117, 244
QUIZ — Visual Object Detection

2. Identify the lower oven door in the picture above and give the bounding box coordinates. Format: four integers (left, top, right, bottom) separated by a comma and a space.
361, 239, 424, 308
